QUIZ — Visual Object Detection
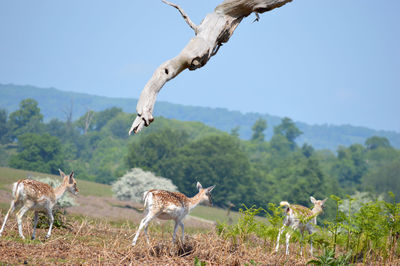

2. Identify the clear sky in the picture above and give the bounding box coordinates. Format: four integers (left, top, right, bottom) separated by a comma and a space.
0, 0, 399, 132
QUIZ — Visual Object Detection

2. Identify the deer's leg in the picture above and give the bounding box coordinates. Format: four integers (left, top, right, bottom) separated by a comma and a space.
45, 210, 54, 239
308, 227, 314, 257
172, 220, 179, 243
132, 211, 157, 246
16, 204, 32, 239
0, 200, 16, 236
31, 211, 39, 240
285, 231, 291, 255
275, 225, 286, 253
179, 220, 184, 243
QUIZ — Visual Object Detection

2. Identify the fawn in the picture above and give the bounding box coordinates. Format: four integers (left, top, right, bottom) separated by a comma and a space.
0, 169, 78, 239
132, 182, 215, 246
275, 196, 327, 256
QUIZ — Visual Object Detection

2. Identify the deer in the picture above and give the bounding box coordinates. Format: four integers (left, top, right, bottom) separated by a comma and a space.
132, 181, 215, 246
275, 196, 327, 256
0, 169, 78, 240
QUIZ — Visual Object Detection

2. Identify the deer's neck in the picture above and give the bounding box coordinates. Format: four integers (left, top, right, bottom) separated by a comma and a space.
54, 181, 68, 201
188, 193, 204, 212
309, 207, 322, 223
311, 207, 322, 216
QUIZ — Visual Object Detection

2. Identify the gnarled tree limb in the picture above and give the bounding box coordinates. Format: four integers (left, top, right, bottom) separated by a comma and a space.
129, 0, 293, 135
162, 0, 198, 33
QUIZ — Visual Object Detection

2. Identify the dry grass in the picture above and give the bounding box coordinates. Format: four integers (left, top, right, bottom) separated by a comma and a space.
0, 214, 311, 265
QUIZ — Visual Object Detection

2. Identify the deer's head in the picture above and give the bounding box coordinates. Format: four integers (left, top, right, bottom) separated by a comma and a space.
196, 182, 215, 206
59, 169, 79, 195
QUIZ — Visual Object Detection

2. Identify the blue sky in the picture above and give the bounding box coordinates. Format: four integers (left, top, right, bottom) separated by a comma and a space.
1, 0, 399, 132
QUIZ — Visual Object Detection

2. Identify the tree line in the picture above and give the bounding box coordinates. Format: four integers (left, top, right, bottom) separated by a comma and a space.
1, 98, 399, 219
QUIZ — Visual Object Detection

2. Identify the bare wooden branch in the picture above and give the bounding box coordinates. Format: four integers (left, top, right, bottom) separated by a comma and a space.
162, 0, 198, 33
129, 0, 294, 135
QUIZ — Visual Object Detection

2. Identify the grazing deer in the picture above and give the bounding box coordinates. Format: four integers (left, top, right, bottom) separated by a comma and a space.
132, 182, 215, 246
275, 196, 327, 256
0, 169, 78, 240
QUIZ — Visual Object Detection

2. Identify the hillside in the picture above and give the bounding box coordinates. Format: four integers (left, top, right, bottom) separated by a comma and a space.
1, 83, 399, 150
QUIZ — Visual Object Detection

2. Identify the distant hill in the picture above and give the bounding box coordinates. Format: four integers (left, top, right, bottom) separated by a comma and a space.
1, 83, 399, 150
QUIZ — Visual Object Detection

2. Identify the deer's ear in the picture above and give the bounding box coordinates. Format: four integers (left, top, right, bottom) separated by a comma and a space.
69, 171, 75, 184
196, 182, 203, 191
206, 185, 216, 193
59, 169, 66, 178
322, 198, 328, 204
310, 196, 317, 204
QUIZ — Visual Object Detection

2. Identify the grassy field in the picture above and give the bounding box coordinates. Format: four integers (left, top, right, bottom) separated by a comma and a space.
0, 167, 113, 197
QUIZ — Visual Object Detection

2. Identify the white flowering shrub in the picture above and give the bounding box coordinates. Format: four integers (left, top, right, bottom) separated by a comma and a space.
339, 191, 383, 214
32, 176, 77, 208
112, 168, 178, 202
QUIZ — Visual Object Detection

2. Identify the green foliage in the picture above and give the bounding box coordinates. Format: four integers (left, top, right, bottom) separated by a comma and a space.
331, 144, 368, 192
0, 108, 8, 144
9, 133, 65, 174
362, 159, 400, 201
307, 248, 351, 266
7, 98, 44, 141
126, 128, 190, 174
365, 136, 391, 150
36, 208, 73, 230
160, 134, 252, 207
194, 257, 206, 266
251, 118, 267, 142
273, 117, 302, 149
2, 98, 400, 218
217, 205, 264, 244
217, 193, 400, 264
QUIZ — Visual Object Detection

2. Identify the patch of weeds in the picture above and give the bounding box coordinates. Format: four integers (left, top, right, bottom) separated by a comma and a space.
307, 248, 351, 266
194, 257, 206, 266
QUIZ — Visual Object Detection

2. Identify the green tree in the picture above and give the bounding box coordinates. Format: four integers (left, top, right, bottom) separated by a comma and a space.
0, 109, 8, 144
365, 136, 391, 150
230, 126, 240, 138
7, 99, 44, 140
269, 134, 292, 157
273, 117, 302, 149
251, 118, 267, 142
331, 144, 367, 192
362, 159, 400, 201
161, 134, 251, 207
94, 107, 122, 131
104, 113, 131, 139
126, 128, 190, 173
301, 143, 314, 158
9, 133, 65, 174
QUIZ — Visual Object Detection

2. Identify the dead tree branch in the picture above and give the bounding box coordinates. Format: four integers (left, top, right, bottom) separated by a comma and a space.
129, 0, 293, 135
162, 0, 198, 33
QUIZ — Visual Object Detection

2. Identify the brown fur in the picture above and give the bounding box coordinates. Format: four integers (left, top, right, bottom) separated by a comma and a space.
289, 204, 313, 217
17, 179, 56, 202
148, 190, 189, 208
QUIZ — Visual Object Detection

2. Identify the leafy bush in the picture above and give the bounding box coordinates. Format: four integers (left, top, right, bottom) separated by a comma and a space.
112, 168, 178, 202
